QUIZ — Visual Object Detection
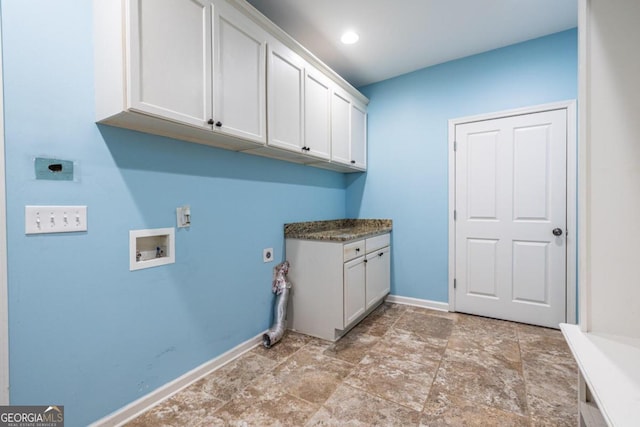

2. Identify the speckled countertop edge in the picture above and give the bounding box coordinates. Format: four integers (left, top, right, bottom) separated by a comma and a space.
284, 219, 392, 242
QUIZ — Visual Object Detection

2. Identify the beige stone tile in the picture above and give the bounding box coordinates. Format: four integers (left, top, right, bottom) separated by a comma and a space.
191, 352, 276, 402
305, 384, 421, 426
350, 310, 399, 337
211, 375, 319, 426
270, 344, 354, 405
371, 301, 408, 318
250, 330, 314, 363
323, 331, 379, 364
404, 306, 460, 322
345, 347, 438, 411
432, 349, 528, 415
124, 388, 225, 427
374, 327, 446, 366
454, 314, 518, 341
527, 393, 577, 426
420, 390, 531, 427
517, 327, 574, 361
446, 333, 521, 368
394, 311, 454, 341
523, 358, 577, 422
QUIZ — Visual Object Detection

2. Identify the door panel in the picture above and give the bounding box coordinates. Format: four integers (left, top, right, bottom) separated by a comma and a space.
465, 239, 499, 298
331, 91, 351, 164
130, 0, 212, 127
214, 5, 266, 143
513, 125, 551, 221
365, 246, 390, 309
304, 71, 331, 159
344, 257, 366, 327
467, 131, 499, 220
268, 45, 304, 151
455, 109, 567, 328
512, 241, 549, 304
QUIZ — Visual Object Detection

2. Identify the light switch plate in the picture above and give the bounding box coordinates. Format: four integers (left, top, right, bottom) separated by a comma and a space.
25, 205, 87, 234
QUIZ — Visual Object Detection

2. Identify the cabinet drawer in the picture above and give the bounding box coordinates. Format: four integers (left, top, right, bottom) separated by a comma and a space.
343, 240, 365, 262
366, 233, 390, 253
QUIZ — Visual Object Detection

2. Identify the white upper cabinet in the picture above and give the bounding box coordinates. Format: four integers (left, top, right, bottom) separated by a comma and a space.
213, 2, 266, 143
94, 0, 367, 171
128, 0, 212, 128
350, 102, 367, 170
331, 90, 351, 165
304, 70, 331, 160
331, 88, 366, 169
267, 43, 305, 153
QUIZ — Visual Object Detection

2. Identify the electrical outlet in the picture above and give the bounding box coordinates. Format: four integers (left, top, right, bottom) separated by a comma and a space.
25, 205, 87, 234
263, 248, 274, 263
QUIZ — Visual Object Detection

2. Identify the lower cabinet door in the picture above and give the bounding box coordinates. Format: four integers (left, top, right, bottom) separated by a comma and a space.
344, 256, 366, 327
366, 246, 391, 309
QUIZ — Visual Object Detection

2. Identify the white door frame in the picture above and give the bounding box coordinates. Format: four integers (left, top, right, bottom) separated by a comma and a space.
0, 11, 9, 403
448, 100, 577, 324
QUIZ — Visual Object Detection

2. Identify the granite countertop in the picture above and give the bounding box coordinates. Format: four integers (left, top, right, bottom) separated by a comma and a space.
284, 219, 392, 242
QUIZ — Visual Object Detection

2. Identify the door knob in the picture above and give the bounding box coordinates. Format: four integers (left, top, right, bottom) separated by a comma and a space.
552, 228, 563, 236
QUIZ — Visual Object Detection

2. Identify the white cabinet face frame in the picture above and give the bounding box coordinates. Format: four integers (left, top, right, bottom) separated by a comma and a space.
447, 100, 578, 324
128, 0, 213, 128
213, 3, 267, 143
267, 44, 305, 152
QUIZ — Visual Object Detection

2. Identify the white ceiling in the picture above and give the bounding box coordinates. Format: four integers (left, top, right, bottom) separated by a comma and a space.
246, 0, 578, 88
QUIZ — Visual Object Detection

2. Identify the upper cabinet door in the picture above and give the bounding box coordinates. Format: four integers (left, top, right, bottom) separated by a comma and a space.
350, 102, 367, 169
304, 70, 331, 160
213, 2, 267, 144
128, 0, 212, 128
268, 44, 305, 152
331, 90, 351, 165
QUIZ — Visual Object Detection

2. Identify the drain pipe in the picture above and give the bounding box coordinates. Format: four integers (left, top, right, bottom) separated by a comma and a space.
263, 261, 291, 348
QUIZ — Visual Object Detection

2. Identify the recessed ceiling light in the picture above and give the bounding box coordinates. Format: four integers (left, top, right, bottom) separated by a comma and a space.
341, 31, 359, 45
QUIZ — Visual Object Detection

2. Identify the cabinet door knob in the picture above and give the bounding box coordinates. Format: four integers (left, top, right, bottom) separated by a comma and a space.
355, 248, 360, 252
215, 121, 222, 127
207, 119, 214, 125
350, 160, 356, 164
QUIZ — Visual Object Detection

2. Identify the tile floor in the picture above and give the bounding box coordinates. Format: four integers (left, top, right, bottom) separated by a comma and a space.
127, 303, 578, 426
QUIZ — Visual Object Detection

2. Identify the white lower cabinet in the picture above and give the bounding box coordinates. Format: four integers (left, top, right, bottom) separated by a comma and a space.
344, 256, 366, 326
365, 245, 390, 309
286, 233, 390, 341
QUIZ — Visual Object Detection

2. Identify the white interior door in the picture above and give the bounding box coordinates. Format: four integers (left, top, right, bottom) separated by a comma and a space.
454, 109, 567, 328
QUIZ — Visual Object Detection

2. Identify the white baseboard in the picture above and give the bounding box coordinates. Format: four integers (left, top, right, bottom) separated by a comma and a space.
385, 295, 450, 312
90, 330, 267, 427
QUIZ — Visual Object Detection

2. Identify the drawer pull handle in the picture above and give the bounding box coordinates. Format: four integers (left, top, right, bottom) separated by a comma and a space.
355, 248, 360, 252
378, 252, 384, 257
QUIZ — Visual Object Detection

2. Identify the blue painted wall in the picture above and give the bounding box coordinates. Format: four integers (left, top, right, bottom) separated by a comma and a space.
2, 0, 577, 423
348, 29, 578, 302
2, 1, 345, 425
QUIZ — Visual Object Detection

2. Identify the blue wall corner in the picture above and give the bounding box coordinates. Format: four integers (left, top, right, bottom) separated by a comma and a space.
347, 29, 578, 303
